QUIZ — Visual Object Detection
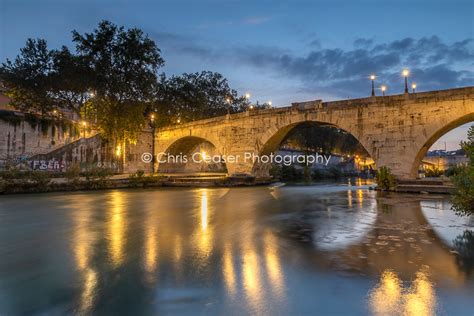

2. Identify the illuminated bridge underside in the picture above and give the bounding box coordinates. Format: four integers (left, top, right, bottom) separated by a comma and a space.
154, 87, 474, 179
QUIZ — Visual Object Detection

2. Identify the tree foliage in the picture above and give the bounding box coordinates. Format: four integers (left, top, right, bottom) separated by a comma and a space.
282, 123, 369, 155
451, 125, 474, 216
152, 71, 250, 125
0, 39, 55, 115
376, 166, 396, 190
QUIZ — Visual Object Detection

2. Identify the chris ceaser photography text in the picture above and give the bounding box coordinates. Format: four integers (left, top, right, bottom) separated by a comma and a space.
141, 152, 332, 166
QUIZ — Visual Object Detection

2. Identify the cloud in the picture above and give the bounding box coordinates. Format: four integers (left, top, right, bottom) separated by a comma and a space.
149, 31, 474, 98
231, 36, 474, 96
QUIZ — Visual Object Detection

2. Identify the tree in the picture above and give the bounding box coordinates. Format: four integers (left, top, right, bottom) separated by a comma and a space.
48, 46, 93, 116
0, 39, 55, 115
451, 125, 474, 216
152, 71, 250, 125
71, 20, 164, 167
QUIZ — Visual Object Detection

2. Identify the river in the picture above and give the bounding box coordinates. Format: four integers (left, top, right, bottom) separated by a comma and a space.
0, 179, 473, 315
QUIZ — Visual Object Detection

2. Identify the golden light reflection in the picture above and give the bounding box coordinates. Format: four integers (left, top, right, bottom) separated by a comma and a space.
404, 270, 436, 316
347, 190, 353, 208
223, 243, 236, 296
193, 189, 213, 259
201, 189, 209, 231
369, 270, 402, 314
108, 191, 126, 267
357, 189, 364, 208
174, 235, 183, 262
369, 268, 437, 316
74, 223, 90, 271
79, 268, 97, 314
243, 249, 262, 306
72, 202, 98, 313
263, 232, 285, 299
144, 223, 158, 275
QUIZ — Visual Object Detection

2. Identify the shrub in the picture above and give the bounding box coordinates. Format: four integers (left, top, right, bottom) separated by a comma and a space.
425, 167, 443, 177
451, 166, 474, 216
445, 166, 463, 177
451, 125, 474, 216
376, 166, 396, 191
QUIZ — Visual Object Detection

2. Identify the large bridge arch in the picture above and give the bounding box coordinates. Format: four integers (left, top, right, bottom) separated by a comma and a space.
410, 113, 474, 177
251, 119, 373, 177
156, 136, 227, 174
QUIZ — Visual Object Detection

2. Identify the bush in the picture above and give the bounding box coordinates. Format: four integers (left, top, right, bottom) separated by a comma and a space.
83, 167, 113, 189
376, 166, 396, 191
451, 166, 474, 216
451, 125, 474, 216
425, 167, 443, 177
65, 164, 81, 188
445, 166, 463, 177
328, 167, 342, 179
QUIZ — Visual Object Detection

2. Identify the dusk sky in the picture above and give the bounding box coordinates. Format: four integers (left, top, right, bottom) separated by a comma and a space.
1, 0, 473, 149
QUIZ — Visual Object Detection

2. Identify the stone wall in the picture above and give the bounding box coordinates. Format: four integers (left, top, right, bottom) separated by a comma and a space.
0, 110, 153, 173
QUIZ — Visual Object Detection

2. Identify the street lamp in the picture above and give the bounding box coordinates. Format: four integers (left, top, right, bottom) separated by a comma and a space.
402, 69, 409, 93
82, 121, 86, 138
381, 85, 387, 96
150, 114, 156, 173
370, 74, 376, 96
412, 83, 417, 93
226, 97, 231, 114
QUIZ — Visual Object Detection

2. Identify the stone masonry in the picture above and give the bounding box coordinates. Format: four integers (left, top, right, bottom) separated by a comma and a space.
154, 87, 474, 179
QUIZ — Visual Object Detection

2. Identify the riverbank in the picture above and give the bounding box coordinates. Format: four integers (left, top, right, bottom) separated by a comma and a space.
393, 178, 454, 194
0, 173, 275, 194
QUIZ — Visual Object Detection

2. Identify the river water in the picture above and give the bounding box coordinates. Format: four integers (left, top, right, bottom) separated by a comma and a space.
0, 179, 473, 315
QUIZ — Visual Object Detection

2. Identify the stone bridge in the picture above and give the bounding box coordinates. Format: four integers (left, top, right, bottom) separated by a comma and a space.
154, 87, 474, 179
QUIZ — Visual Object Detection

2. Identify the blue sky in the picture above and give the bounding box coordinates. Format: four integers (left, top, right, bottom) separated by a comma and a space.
1, 0, 473, 149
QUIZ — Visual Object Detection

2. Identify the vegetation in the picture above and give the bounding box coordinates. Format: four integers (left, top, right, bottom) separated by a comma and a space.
453, 230, 474, 275
451, 125, 474, 216
282, 123, 368, 156
375, 166, 396, 191
0, 20, 256, 171
424, 167, 443, 177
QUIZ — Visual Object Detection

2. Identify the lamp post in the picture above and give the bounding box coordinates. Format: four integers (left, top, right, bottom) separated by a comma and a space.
403, 69, 409, 93
245, 93, 252, 111
370, 75, 376, 96
412, 83, 417, 93
150, 114, 156, 174
82, 121, 86, 138
226, 97, 231, 115
381, 85, 387, 96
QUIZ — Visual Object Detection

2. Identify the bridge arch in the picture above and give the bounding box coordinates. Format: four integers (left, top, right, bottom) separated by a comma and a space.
410, 112, 474, 177
157, 136, 227, 174
252, 120, 373, 177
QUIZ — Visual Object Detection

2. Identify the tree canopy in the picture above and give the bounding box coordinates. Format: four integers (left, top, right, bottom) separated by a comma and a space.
0, 20, 255, 145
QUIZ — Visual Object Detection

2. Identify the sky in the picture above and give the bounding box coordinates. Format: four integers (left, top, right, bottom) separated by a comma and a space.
1, 0, 473, 150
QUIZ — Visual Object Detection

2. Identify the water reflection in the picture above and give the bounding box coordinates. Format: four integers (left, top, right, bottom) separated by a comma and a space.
263, 231, 285, 299
194, 189, 213, 260
369, 267, 436, 316
0, 182, 472, 315
222, 243, 236, 297
108, 191, 127, 267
